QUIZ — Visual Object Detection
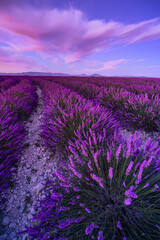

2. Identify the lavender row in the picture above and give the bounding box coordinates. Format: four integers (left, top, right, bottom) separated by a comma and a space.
39, 80, 118, 155
0, 79, 38, 120
48, 76, 160, 96
0, 77, 20, 93
50, 78, 160, 132
0, 79, 38, 202
97, 89, 160, 132
25, 126, 160, 239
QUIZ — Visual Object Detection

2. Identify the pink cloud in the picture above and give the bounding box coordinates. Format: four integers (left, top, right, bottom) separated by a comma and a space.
0, 6, 160, 63
83, 59, 128, 74
96, 59, 127, 72
101, 59, 128, 70
0, 58, 51, 73
0, 45, 52, 73
85, 60, 100, 66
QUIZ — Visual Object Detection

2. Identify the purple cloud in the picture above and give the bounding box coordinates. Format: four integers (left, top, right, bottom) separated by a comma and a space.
0, 5, 160, 63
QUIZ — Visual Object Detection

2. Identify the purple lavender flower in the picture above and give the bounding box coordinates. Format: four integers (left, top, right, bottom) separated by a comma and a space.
125, 185, 137, 199
59, 206, 68, 211
125, 161, 134, 175
85, 177, 90, 181
143, 183, 149, 188
85, 208, 91, 213
107, 150, 112, 162
116, 144, 122, 162
130, 192, 138, 199
81, 144, 88, 157
135, 160, 147, 185
60, 183, 72, 188
68, 164, 82, 178
126, 135, 132, 158
145, 156, 154, 168
51, 193, 62, 201
109, 167, 113, 179
90, 173, 104, 188
143, 138, 152, 149
134, 162, 140, 171
73, 187, 80, 192
54, 170, 68, 182
93, 150, 100, 170
151, 184, 159, 192
124, 198, 132, 205
75, 217, 83, 223
117, 221, 123, 230
58, 218, 75, 229
88, 160, 93, 171
68, 155, 75, 167
97, 230, 103, 240
149, 141, 159, 152
85, 222, 98, 235
79, 203, 85, 207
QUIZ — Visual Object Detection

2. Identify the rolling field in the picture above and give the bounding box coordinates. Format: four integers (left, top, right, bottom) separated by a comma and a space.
0, 76, 160, 240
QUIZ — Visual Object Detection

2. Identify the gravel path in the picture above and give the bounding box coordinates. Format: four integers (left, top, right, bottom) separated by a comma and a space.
0, 87, 63, 240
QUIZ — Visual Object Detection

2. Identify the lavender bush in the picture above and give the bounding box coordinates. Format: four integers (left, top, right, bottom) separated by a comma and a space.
0, 77, 19, 93
97, 89, 160, 131
41, 90, 117, 154
0, 79, 37, 202
0, 106, 26, 201
0, 79, 38, 120
116, 93, 160, 131
24, 130, 160, 240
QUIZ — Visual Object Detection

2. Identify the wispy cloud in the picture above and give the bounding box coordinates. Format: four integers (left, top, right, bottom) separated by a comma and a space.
101, 59, 128, 70
0, 3, 160, 63
0, 44, 51, 73
82, 60, 100, 66
83, 59, 128, 73
137, 58, 145, 62
148, 65, 160, 68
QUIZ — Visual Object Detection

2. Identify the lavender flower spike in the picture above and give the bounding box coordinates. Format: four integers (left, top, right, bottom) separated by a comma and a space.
126, 135, 132, 158
88, 160, 93, 171
68, 164, 82, 178
125, 161, 134, 176
116, 144, 122, 162
109, 167, 113, 179
135, 160, 147, 185
97, 230, 103, 240
124, 198, 132, 205
54, 170, 68, 182
85, 208, 91, 213
85, 222, 98, 235
143, 183, 149, 188
107, 150, 112, 162
93, 150, 100, 170
90, 173, 104, 188
117, 221, 123, 230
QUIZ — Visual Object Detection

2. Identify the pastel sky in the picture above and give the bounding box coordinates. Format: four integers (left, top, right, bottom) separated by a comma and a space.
0, 0, 160, 77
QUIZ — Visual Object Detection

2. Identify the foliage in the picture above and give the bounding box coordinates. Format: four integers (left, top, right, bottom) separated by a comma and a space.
24, 130, 160, 240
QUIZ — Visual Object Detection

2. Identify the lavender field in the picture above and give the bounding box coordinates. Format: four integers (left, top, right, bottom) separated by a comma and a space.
0, 75, 160, 240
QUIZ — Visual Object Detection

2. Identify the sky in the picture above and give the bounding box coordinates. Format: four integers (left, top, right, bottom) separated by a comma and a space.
0, 0, 160, 77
